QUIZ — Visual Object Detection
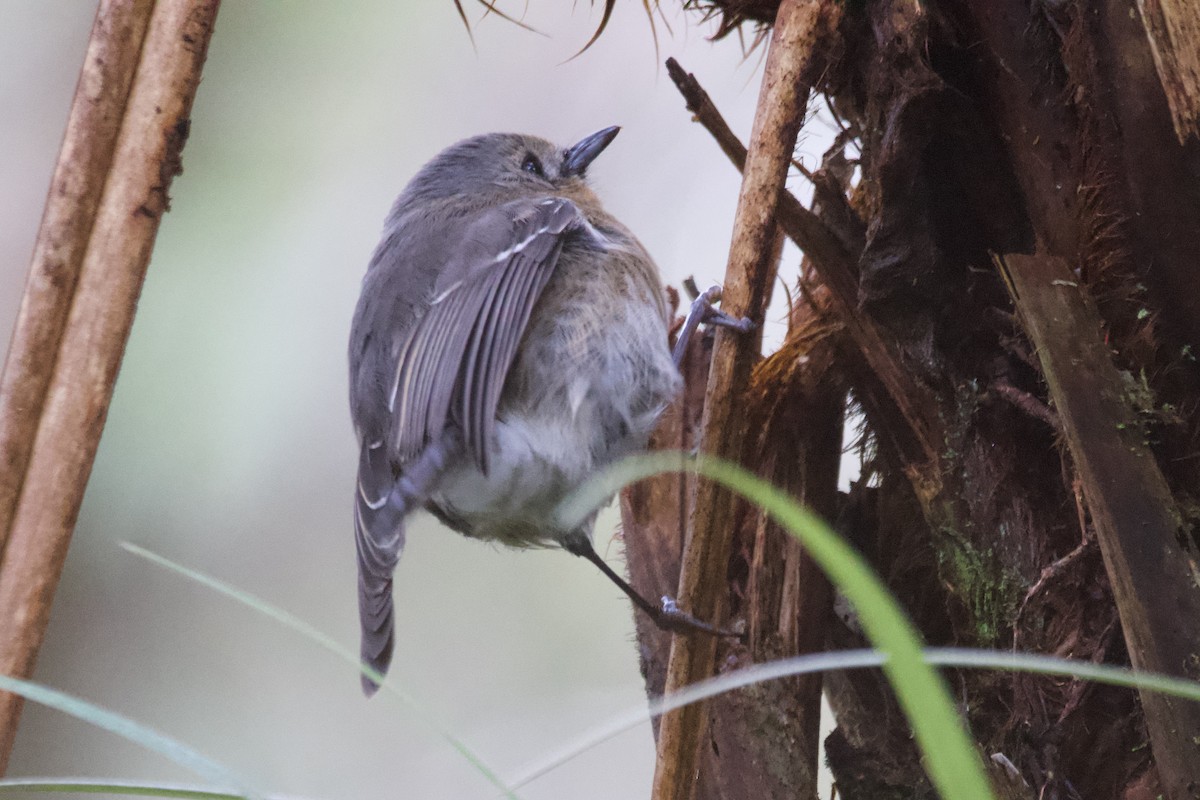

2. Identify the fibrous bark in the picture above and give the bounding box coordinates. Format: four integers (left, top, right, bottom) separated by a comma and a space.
621, 0, 1200, 796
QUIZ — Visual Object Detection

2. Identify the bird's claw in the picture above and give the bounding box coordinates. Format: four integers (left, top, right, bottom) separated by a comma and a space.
657, 594, 744, 640
672, 283, 756, 367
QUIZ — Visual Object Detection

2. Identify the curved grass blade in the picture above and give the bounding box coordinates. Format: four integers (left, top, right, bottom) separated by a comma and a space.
556, 451, 995, 800
641, 1, 661, 65
450, 0, 477, 49
565, 0, 616, 61
119, 543, 521, 800
0, 778, 324, 799
473, 0, 545, 35
651, 646, 1200, 726
0, 779, 233, 798
509, 649, 874, 789
0, 677, 256, 800
510, 646, 1200, 789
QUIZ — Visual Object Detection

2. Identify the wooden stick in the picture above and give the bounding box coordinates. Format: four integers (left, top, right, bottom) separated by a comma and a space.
0, 1, 155, 556
0, 0, 220, 770
650, 3, 839, 798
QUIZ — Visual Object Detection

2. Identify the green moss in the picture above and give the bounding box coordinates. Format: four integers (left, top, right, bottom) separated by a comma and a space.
927, 386, 1023, 645
936, 526, 1023, 646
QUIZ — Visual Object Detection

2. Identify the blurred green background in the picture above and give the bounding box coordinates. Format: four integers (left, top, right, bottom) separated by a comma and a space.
0, 2, 833, 797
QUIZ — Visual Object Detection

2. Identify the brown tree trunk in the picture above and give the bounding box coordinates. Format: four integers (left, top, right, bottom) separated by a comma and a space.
622, 0, 1200, 797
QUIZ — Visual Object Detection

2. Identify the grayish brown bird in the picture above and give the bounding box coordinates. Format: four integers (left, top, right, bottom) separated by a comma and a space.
349, 128, 733, 695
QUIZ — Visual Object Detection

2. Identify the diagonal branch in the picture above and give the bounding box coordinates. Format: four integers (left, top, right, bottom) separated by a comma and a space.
0, 1, 155, 560
996, 251, 1200, 798
0, 0, 220, 770
666, 56, 942, 469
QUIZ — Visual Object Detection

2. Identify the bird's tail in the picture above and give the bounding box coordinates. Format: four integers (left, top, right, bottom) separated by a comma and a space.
354, 443, 404, 696
353, 434, 459, 696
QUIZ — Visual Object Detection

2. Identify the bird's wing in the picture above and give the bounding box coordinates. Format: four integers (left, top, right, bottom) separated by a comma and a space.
387, 196, 585, 473
353, 196, 587, 694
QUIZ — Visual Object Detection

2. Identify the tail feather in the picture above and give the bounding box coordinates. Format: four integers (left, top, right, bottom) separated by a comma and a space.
354, 442, 404, 697
353, 434, 458, 696
358, 569, 396, 696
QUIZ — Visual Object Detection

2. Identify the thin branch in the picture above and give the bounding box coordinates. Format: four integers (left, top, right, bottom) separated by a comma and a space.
666, 54, 943, 468
0, 1, 154, 560
990, 377, 1063, 433
650, 3, 842, 799
0, 0, 220, 770
665, 56, 753, 172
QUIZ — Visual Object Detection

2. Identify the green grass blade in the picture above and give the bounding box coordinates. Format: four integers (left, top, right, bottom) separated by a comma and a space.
556, 451, 995, 800
507, 649, 880, 789
645, 646, 1200, 718
0, 778, 332, 799
0, 677, 256, 799
119, 543, 521, 800
929, 648, 1200, 700
512, 645, 1200, 788
0, 778, 271, 799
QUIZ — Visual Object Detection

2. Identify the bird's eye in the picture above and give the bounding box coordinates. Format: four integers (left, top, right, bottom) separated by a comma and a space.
521, 153, 545, 177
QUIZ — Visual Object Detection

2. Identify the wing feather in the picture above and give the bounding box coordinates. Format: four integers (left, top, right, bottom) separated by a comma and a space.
354, 196, 584, 694
387, 196, 583, 470
392, 278, 483, 459
456, 258, 514, 471
461, 239, 564, 470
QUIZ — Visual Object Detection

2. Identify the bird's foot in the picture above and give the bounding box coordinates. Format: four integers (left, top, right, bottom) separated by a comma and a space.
653, 595, 745, 640
672, 282, 756, 368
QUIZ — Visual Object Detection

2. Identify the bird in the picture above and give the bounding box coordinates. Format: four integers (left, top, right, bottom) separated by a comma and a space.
348, 127, 736, 695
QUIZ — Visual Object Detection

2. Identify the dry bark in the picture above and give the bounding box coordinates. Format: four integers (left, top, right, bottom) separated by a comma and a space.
623, 288, 846, 800
998, 252, 1200, 796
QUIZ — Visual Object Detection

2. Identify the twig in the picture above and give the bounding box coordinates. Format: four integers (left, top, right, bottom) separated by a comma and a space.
666, 56, 753, 173
991, 377, 1063, 434
0, 0, 219, 770
1014, 534, 1094, 630
650, 3, 841, 799
667, 56, 943, 467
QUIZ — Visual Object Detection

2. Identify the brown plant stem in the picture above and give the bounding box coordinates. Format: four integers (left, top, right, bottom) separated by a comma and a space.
0, 1, 154, 557
737, 305, 843, 796
650, 2, 838, 798
0, 0, 220, 771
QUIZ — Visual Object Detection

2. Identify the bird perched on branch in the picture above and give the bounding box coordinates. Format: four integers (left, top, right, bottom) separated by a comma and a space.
348, 128, 739, 695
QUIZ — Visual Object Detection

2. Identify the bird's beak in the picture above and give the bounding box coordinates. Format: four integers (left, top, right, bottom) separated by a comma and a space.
563, 126, 620, 177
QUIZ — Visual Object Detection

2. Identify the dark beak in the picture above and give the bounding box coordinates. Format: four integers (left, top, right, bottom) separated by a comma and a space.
563, 126, 620, 177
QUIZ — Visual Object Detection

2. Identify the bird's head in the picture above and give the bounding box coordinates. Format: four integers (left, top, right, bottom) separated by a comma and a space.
399, 127, 621, 208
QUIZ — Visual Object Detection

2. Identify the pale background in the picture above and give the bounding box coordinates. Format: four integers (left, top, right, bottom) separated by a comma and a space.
0, 3, 835, 798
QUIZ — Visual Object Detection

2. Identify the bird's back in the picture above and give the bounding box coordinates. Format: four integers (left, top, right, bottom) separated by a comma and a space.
427, 214, 680, 546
